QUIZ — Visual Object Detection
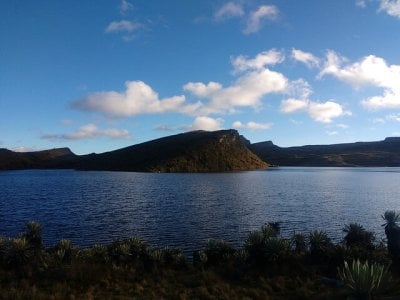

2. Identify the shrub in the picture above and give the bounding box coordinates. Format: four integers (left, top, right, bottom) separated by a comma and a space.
309, 230, 332, 258
382, 210, 400, 266
203, 240, 235, 266
291, 232, 307, 254
244, 225, 289, 266
338, 259, 393, 299
343, 223, 375, 249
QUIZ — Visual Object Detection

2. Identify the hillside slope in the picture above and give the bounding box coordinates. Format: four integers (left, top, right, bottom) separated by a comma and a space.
77, 130, 268, 172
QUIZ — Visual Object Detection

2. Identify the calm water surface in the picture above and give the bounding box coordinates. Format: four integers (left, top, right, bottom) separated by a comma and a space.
0, 168, 399, 252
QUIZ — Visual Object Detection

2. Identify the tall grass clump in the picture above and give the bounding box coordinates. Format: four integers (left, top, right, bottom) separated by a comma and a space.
338, 259, 393, 299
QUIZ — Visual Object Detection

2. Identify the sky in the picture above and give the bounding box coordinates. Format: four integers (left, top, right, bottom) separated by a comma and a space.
1, 0, 400, 155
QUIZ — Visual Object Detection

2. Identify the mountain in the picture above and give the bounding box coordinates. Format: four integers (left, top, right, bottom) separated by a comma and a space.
0, 148, 78, 170
76, 129, 268, 172
249, 137, 400, 167
2, 133, 399, 171
0, 130, 268, 172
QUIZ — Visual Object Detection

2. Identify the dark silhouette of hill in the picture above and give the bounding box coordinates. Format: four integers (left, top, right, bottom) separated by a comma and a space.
76, 130, 268, 172
2, 132, 399, 171
0, 148, 77, 170
0, 130, 268, 172
250, 137, 400, 167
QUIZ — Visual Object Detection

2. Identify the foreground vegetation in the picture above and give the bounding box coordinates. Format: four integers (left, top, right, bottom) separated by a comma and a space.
1, 212, 400, 299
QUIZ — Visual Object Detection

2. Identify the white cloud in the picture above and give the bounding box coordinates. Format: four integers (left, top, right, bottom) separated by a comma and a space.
281, 79, 351, 123
308, 101, 350, 123
187, 116, 224, 131
244, 5, 279, 34
232, 121, 272, 130
120, 0, 134, 14
42, 124, 131, 141
280, 98, 309, 113
320, 50, 400, 109
183, 50, 288, 115
105, 20, 141, 33
231, 49, 284, 72
291, 49, 320, 68
185, 69, 288, 115
183, 82, 223, 98
214, 2, 244, 20
73, 81, 186, 117
379, 0, 400, 18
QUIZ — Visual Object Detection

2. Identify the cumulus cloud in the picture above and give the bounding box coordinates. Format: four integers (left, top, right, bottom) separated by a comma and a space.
231, 49, 284, 72
186, 116, 224, 131
42, 124, 131, 141
291, 49, 320, 68
244, 5, 279, 34
72, 81, 186, 117
183, 82, 223, 98
183, 49, 288, 114
185, 69, 288, 115
105, 20, 141, 33
379, 0, 400, 18
320, 50, 400, 109
281, 79, 351, 123
214, 2, 244, 20
308, 101, 350, 123
232, 121, 273, 130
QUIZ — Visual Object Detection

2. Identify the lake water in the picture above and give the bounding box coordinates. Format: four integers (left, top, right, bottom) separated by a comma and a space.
0, 168, 399, 253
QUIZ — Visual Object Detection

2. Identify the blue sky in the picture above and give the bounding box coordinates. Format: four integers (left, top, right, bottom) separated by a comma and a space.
1, 0, 400, 154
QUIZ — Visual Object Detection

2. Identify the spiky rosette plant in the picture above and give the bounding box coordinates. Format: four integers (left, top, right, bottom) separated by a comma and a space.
338, 259, 392, 299
382, 210, 400, 267
343, 223, 375, 249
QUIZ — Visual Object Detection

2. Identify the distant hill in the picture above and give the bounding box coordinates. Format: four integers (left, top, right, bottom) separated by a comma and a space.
76, 130, 268, 172
0, 130, 268, 172
0, 148, 78, 170
249, 137, 400, 167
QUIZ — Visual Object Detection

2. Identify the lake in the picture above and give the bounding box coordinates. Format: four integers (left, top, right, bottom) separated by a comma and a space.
0, 167, 399, 253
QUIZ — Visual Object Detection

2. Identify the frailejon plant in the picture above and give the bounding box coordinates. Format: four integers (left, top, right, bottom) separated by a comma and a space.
291, 232, 307, 254
382, 210, 400, 266
338, 259, 392, 299
309, 230, 332, 259
343, 223, 375, 249
244, 224, 289, 265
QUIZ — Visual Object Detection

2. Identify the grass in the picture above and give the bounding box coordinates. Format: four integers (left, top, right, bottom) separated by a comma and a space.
1, 214, 400, 299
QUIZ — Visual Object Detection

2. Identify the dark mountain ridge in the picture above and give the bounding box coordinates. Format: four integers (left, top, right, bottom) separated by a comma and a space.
1, 132, 399, 171
250, 137, 400, 167
0, 147, 77, 170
